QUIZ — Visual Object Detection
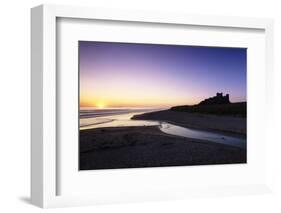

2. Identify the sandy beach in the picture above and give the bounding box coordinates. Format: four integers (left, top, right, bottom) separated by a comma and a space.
80, 126, 246, 170
132, 110, 246, 135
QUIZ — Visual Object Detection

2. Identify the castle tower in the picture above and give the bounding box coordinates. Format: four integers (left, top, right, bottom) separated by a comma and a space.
216, 92, 223, 97
225, 94, 230, 102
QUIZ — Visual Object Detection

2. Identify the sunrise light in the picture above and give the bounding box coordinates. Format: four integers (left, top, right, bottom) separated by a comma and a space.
96, 102, 106, 109
79, 41, 247, 108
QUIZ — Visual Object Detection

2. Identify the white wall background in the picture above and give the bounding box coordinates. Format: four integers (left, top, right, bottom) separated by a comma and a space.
0, 0, 280, 212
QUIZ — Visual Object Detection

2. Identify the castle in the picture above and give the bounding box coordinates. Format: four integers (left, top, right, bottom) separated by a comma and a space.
199, 92, 230, 105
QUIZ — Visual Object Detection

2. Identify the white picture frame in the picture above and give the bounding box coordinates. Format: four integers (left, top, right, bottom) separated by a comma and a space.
31, 4, 274, 208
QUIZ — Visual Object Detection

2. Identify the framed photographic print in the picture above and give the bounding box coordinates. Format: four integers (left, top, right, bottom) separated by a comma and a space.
31, 4, 274, 208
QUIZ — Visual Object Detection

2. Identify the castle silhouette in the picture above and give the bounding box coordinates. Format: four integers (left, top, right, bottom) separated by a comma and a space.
199, 93, 230, 105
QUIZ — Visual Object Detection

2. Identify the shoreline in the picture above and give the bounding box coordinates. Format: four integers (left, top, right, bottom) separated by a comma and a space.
80, 126, 246, 170
132, 110, 246, 136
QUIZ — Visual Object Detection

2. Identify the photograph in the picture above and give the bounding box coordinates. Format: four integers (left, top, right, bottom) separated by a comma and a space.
79, 41, 247, 170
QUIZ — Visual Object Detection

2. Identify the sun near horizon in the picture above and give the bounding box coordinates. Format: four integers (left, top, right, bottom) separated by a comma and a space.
95, 101, 106, 109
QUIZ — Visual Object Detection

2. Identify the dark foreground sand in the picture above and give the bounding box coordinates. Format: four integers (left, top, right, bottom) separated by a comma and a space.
80, 126, 246, 170
133, 110, 246, 135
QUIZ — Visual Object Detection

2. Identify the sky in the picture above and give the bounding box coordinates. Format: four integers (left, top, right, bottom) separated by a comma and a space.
79, 41, 246, 108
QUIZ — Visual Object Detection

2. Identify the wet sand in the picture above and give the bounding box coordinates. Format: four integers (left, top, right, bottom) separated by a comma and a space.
80, 126, 246, 170
132, 110, 246, 135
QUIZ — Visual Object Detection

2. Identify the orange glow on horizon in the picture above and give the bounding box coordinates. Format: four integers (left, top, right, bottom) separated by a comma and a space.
80, 95, 201, 108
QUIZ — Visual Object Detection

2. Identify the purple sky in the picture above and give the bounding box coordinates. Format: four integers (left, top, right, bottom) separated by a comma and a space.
79, 41, 246, 108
